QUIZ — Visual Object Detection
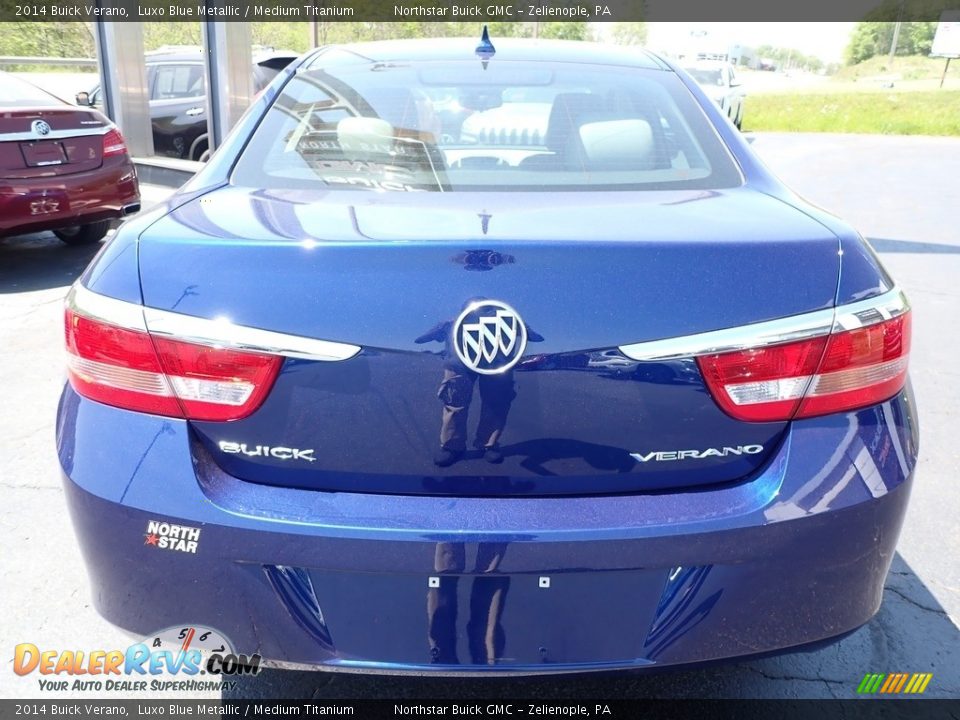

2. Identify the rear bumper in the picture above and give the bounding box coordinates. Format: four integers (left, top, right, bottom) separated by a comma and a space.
0, 157, 139, 237
56, 385, 919, 675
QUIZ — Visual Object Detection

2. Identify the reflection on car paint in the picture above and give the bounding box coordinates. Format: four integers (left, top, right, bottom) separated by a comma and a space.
643, 566, 721, 660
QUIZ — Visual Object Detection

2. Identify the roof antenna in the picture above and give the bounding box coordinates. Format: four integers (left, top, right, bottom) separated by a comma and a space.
475, 25, 496, 69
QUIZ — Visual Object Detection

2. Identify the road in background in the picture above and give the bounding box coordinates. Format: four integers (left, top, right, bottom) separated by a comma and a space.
1, 134, 958, 699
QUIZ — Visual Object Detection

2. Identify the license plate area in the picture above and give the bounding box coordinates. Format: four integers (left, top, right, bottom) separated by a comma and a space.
25, 189, 69, 216
303, 566, 665, 666
20, 140, 68, 167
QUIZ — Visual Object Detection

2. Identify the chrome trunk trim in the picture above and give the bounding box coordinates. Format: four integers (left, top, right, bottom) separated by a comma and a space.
67, 283, 361, 362
619, 287, 909, 361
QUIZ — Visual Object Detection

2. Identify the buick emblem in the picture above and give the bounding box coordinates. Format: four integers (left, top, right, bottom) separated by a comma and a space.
453, 300, 527, 375
31, 120, 52, 137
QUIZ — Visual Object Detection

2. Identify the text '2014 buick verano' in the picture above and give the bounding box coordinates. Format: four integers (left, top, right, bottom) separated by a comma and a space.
57, 38, 918, 674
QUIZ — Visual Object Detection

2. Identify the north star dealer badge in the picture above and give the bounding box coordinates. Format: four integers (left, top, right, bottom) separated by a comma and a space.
144, 520, 201, 554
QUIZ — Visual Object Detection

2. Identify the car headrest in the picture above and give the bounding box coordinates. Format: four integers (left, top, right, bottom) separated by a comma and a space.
336, 117, 395, 160
366, 88, 420, 130
544, 93, 598, 152
576, 119, 656, 169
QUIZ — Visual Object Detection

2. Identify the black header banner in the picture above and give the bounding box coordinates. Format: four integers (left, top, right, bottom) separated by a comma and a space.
0, 0, 959, 22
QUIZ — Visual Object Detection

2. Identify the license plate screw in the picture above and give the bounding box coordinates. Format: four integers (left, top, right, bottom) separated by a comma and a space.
428, 576, 440, 588
538, 576, 550, 588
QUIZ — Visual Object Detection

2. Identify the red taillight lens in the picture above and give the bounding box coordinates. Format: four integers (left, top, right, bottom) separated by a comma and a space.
65, 309, 282, 421
797, 314, 910, 418
698, 313, 911, 422
102, 128, 127, 157
697, 335, 827, 422
151, 337, 282, 421
65, 310, 181, 417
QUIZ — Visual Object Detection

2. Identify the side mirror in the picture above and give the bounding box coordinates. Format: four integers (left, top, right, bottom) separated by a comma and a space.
75, 91, 91, 106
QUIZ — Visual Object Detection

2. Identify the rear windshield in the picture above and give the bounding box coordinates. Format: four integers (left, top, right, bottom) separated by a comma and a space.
232, 59, 741, 192
0, 73, 64, 108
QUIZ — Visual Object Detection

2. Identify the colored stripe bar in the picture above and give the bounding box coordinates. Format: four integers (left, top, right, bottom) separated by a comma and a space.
894, 674, 909, 693
859, 672, 934, 694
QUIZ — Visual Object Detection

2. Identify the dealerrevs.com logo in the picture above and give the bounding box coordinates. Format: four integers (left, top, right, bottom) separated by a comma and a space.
13, 625, 261, 693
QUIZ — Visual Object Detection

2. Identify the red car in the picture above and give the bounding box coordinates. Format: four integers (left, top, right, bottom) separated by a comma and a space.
0, 72, 139, 245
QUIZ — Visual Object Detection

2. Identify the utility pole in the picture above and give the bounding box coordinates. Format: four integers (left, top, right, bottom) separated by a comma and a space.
888, 21, 902, 65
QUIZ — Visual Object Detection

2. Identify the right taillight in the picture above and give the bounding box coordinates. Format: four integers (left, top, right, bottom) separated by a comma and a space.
102, 127, 128, 157
698, 313, 911, 422
796, 314, 910, 418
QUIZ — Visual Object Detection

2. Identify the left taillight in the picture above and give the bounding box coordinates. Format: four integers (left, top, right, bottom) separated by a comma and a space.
65, 300, 282, 422
101, 127, 128, 158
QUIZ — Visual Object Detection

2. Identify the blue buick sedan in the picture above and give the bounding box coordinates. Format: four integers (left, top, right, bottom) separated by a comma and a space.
58, 38, 917, 674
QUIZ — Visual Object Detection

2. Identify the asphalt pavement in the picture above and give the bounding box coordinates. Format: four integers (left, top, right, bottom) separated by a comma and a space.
1, 133, 957, 700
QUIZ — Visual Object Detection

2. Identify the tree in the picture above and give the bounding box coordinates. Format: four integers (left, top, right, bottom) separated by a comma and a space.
0, 22, 95, 60
142, 23, 201, 52
754, 44, 825, 72
846, 22, 891, 64
538, 22, 589, 41
845, 21, 937, 65
805, 55, 824, 73
251, 23, 310, 52
901, 21, 937, 56
611, 22, 648, 46
313, 22, 519, 44
484, 22, 532, 39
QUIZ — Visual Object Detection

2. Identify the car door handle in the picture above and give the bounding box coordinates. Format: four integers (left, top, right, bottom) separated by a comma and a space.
185, 107, 205, 117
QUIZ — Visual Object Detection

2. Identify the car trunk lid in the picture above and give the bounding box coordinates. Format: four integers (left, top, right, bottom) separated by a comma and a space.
138, 186, 840, 496
0, 108, 107, 179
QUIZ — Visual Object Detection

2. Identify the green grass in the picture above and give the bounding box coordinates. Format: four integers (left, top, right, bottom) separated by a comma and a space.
833, 55, 957, 82
743, 90, 960, 136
